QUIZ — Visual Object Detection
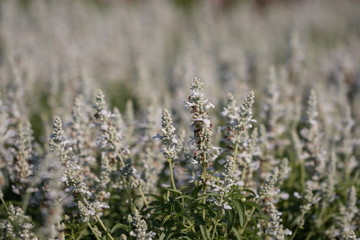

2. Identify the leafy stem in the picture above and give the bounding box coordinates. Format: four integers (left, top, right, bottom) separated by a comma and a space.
211, 194, 225, 240
0, 195, 8, 211
239, 198, 260, 235
168, 158, 177, 191
81, 194, 114, 240
87, 222, 101, 240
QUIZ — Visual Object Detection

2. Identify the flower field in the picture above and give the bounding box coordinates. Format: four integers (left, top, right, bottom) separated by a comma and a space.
0, 0, 359, 239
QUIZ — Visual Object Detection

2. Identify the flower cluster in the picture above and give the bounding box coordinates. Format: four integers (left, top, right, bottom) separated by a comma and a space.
336, 186, 358, 238
185, 78, 216, 167
260, 168, 279, 201
157, 109, 177, 160
265, 203, 292, 240
0, 203, 37, 240
129, 209, 156, 240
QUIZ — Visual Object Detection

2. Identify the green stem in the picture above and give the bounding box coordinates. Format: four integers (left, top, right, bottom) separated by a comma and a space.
138, 186, 149, 207
300, 161, 305, 193
202, 163, 207, 186
289, 225, 300, 240
166, 189, 170, 201
211, 195, 224, 240
81, 195, 114, 240
125, 179, 135, 211
87, 222, 101, 240
318, 207, 325, 223
127, 175, 148, 207
290, 212, 306, 240
241, 164, 247, 183
22, 189, 32, 213
239, 198, 260, 234
202, 162, 208, 219
95, 215, 114, 240
0, 195, 8, 211
305, 231, 313, 240
168, 158, 176, 191
76, 228, 88, 240
233, 144, 238, 172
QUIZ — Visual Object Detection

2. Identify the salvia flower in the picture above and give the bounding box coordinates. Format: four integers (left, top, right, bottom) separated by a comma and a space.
0, 203, 38, 240
297, 181, 321, 227
50, 116, 90, 197
93, 90, 130, 168
185, 78, 216, 166
223, 156, 235, 186
140, 147, 158, 193
305, 89, 318, 127
221, 92, 239, 123
208, 156, 235, 198
129, 209, 156, 240
113, 107, 126, 140
0, 93, 13, 165
39, 154, 67, 240
96, 154, 111, 199
49, 116, 70, 165
94, 90, 141, 191
70, 96, 95, 166
220, 91, 257, 183
233, 92, 256, 174
158, 109, 177, 160
78, 200, 109, 223
265, 203, 292, 240
120, 234, 128, 240
336, 186, 358, 238
221, 92, 239, 147
300, 89, 326, 182
78, 200, 93, 223
260, 168, 279, 201
322, 150, 337, 206
64, 156, 91, 197
10, 122, 34, 194
346, 231, 357, 240
71, 97, 87, 155
338, 106, 355, 157
236, 91, 256, 134
262, 66, 281, 134
287, 31, 304, 81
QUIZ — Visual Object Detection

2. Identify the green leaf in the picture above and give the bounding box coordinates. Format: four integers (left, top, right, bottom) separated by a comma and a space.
110, 223, 129, 233
159, 232, 175, 240
241, 188, 257, 196
191, 186, 203, 197
174, 199, 183, 213
196, 203, 216, 217
200, 225, 210, 240
161, 214, 173, 226
233, 200, 246, 227
225, 209, 235, 235
232, 227, 242, 240
162, 187, 183, 196
175, 195, 192, 200
159, 233, 166, 240
196, 193, 219, 202
243, 201, 262, 214
195, 195, 208, 201
251, 217, 258, 238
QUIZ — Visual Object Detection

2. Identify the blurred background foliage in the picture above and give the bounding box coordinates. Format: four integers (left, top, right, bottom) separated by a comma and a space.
0, 0, 360, 141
